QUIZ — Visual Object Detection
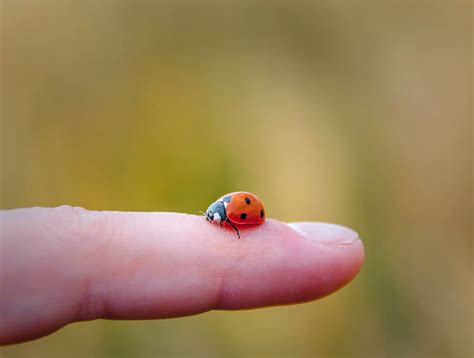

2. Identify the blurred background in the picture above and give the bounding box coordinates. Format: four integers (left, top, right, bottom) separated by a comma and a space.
1, 1, 472, 356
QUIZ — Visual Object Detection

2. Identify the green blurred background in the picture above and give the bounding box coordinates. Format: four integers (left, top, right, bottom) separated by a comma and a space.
1, 1, 472, 356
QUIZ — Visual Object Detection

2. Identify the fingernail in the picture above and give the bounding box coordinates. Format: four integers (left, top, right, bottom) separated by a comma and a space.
288, 222, 360, 246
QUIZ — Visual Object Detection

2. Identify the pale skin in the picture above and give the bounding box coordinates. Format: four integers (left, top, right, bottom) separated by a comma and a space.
0, 206, 364, 345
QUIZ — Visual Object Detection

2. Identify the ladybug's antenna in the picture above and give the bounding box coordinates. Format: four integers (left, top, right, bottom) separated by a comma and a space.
198, 211, 206, 216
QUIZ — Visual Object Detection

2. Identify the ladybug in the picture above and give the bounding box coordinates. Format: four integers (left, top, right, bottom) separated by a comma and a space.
205, 192, 265, 238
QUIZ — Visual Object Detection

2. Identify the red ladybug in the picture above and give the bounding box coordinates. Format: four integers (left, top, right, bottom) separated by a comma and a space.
205, 192, 265, 238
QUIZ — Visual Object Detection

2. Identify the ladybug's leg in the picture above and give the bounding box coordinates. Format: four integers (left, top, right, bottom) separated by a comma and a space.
226, 219, 241, 239
219, 220, 224, 227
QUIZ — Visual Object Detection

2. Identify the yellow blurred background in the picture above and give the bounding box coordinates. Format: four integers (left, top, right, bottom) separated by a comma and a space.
1, 1, 472, 356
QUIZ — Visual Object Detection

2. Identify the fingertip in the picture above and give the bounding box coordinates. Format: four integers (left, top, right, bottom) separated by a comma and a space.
287, 222, 361, 245
288, 221, 365, 280
212, 220, 365, 309
285, 221, 365, 293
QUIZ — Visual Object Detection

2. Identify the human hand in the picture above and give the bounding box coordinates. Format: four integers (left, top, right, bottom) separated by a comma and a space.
0, 206, 364, 345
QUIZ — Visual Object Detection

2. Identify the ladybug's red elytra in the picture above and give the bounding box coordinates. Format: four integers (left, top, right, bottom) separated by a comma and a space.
205, 192, 265, 238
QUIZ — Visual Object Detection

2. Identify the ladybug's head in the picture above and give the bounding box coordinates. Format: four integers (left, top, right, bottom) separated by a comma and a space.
205, 200, 226, 222
205, 209, 214, 222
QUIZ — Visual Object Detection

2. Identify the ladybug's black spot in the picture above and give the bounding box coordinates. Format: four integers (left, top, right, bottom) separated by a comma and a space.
260, 209, 265, 218
240, 213, 247, 220
222, 196, 232, 203
245, 197, 251, 205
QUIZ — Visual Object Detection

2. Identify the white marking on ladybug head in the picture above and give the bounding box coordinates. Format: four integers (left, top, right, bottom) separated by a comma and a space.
213, 212, 222, 221
220, 195, 232, 208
